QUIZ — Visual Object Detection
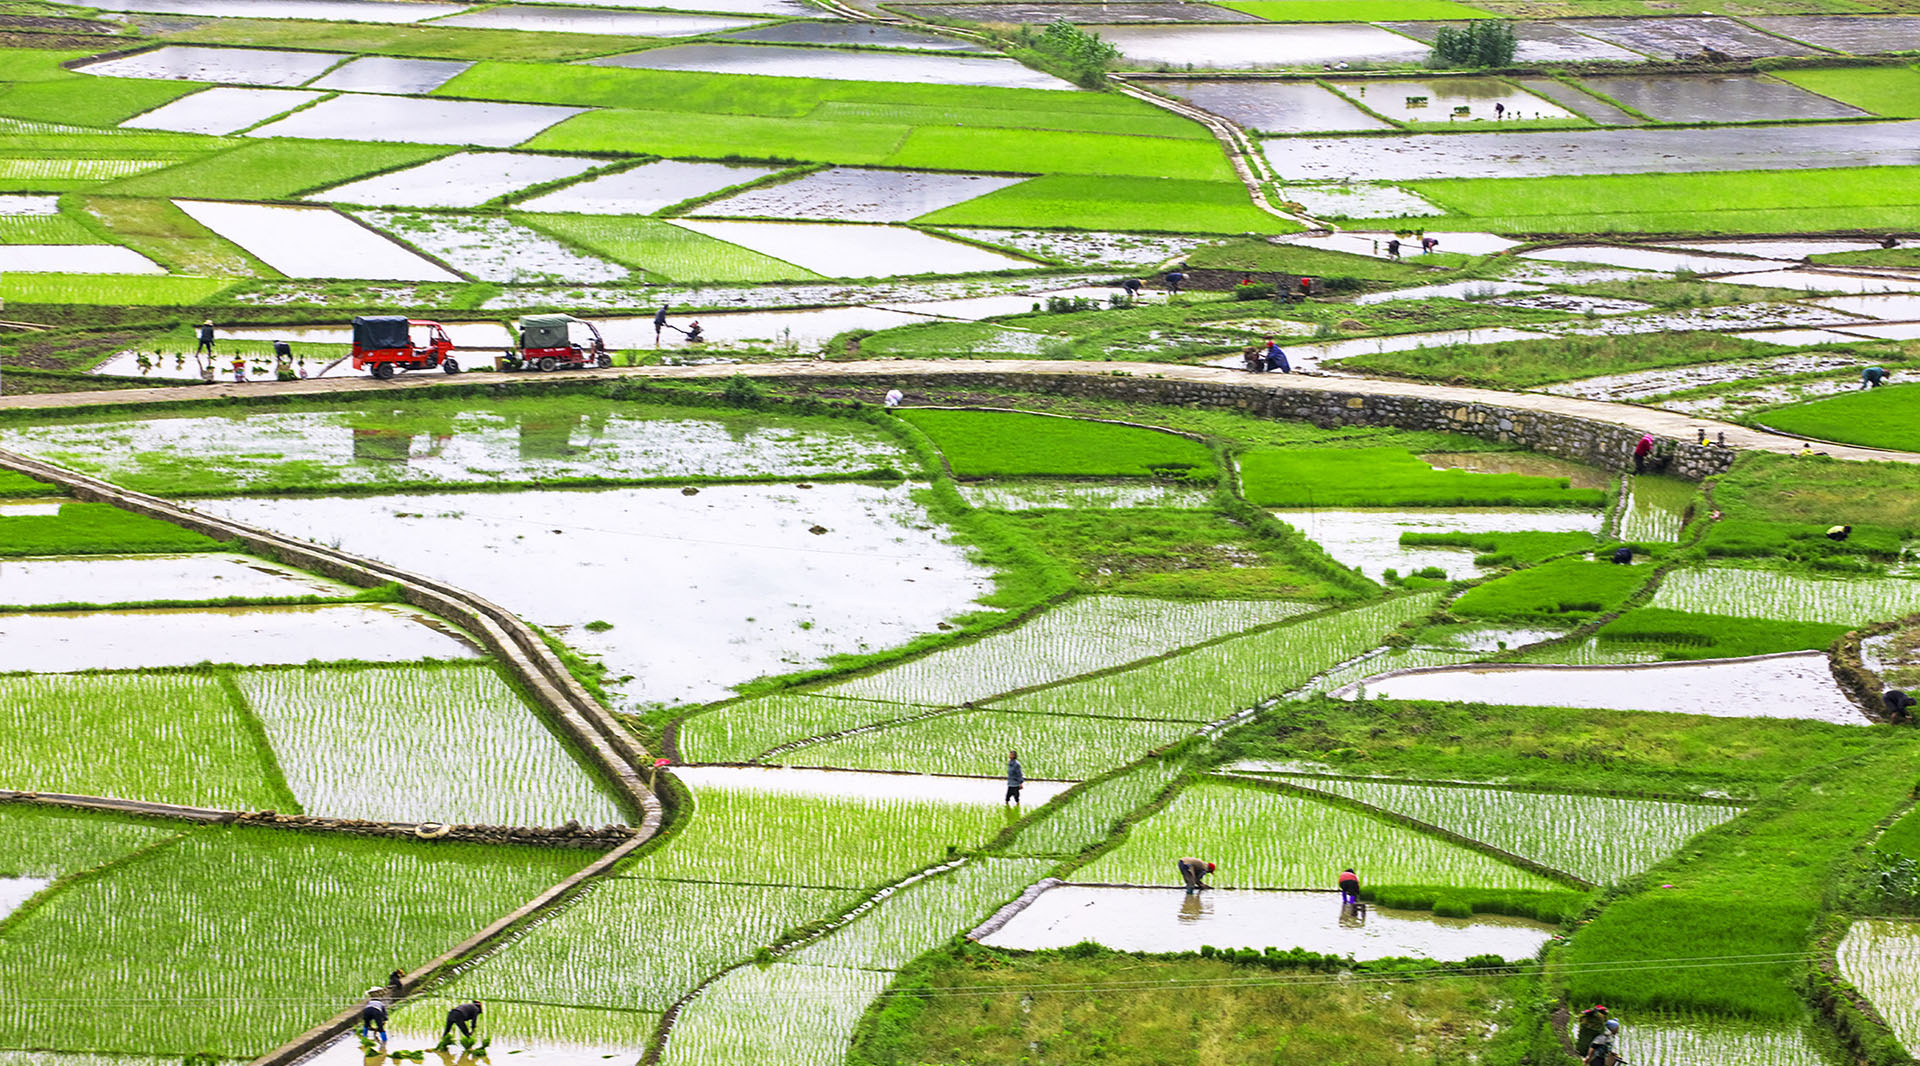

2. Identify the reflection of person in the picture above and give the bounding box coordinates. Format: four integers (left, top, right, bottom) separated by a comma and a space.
442, 1001, 483, 1044
1177, 857, 1214, 892
1338, 867, 1361, 905
1178, 891, 1205, 920
1004, 750, 1024, 805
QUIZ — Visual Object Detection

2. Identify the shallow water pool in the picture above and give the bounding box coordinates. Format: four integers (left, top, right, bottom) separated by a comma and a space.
0, 552, 348, 606
0, 603, 480, 672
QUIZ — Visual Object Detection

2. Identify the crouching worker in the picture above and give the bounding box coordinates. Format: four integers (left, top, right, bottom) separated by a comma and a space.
358, 996, 388, 1046
1886, 688, 1915, 723
1338, 867, 1362, 905
1177, 857, 1215, 893
442, 1000, 483, 1045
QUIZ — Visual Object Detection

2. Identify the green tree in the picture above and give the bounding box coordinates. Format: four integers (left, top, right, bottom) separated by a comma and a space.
1021, 20, 1121, 89
1430, 21, 1518, 67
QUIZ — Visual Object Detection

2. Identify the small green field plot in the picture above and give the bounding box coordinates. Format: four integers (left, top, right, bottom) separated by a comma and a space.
1838, 918, 1920, 1059
1187, 236, 1432, 282
0, 272, 237, 307
1335, 332, 1778, 389
1239, 447, 1604, 508
1399, 529, 1598, 567
0, 501, 222, 555
1273, 775, 1743, 884
884, 127, 1235, 181
1774, 66, 1920, 118
1231, 697, 1888, 799
103, 139, 456, 200
916, 175, 1297, 234
1078, 778, 1563, 890
521, 213, 819, 283
373, 998, 661, 1062
1002, 507, 1362, 598
1391, 166, 1920, 234
1563, 742, 1920, 1020
82, 196, 270, 277
446, 877, 858, 1012
1449, 557, 1653, 619
1813, 246, 1920, 269
233, 663, 629, 826
0, 672, 295, 812
1648, 566, 1920, 626
0, 805, 181, 881
0, 75, 207, 128
0, 210, 101, 245
785, 707, 1198, 780
985, 594, 1443, 723
1593, 607, 1849, 660
1223, 0, 1497, 17
1757, 384, 1920, 452
654, 787, 1008, 889
0, 471, 53, 496
1007, 757, 1186, 857
530, 108, 912, 166
791, 857, 1051, 970
1713, 453, 1920, 537
0, 825, 591, 1058
676, 693, 939, 764
660, 961, 890, 1066
820, 595, 1316, 707
900, 409, 1215, 480
166, 18, 649, 62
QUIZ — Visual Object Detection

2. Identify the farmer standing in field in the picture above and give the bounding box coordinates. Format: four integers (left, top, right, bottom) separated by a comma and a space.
1005, 750, 1024, 805
653, 303, 670, 346
1633, 434, 1654, 473
1574, 1004, 1611, 1058
196, 319, 216, 357
1177, 857, 1215, 892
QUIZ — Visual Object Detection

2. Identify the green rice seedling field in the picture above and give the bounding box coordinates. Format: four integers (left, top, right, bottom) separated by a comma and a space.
0, 210, 99, 245
103, 140, 456, 201
1774, 66, 1920, 118
789, 857, 1052, 970
1334, 332, 1781, 390
676, 693, 939, 764
660, 962, 892, 1066
1449, 557, 1654, 619
0, 671, 296, 812
0, 805, 182, 880
1221, 0, 1499, 17
1837, 918, 1920, 1057
1618, 473, 1698, 543
233, 662, 629, 826
0, 471, 52, 496
1756, 384, 1920, 452
0, 273, 236, 306
1649, 566, 1920, 626
785, 706, 1199, 780
996, 508, 1362, 599
1007, 757, 1187, 857
1271, 774, 1743, 883
0, 502, 222, 556
444, 877, 859, 1012
82, 196, 270, 278
1592, 607, 1850, 660
1239, 447, 1605, 508
917, 175, 1299, 233
901, 408, 1217, 480
1077, 778, 1563, 890
521, 214, 820, 282
0, 824, 590, 1058
373, 997, 662, 1059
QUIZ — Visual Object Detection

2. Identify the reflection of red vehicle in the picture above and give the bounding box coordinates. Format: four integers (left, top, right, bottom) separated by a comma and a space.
352, 316, 459, 379
510, 314, 611, 372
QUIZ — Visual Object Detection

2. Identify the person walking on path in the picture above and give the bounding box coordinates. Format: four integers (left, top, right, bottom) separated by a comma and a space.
1177, 857, 1215, 892
1574, 1004, 1611, 1058
1004, 750, 1024, 805
442, 1001, 483, 1045
359, 997, 389, 1046
195, 320, 215, 357
1633, 434, 1654, 473
1338, 867, 1361, 905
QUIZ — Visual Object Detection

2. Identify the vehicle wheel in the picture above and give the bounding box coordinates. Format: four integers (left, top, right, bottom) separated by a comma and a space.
443, 357, 460, 375
371, 362, 394, 380
538, 356, 558, 372
597, 354, 612, 369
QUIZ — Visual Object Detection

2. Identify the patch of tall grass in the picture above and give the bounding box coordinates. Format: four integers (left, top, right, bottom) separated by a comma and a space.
1240, 448, 1603, 508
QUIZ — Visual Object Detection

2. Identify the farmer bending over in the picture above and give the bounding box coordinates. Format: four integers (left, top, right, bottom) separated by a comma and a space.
1886, 689, 1916, 722
1338, 867, 1361, 905
1177, 857, 1215, 893
442, 1000, 483, 1044
358, 997, 388, 1045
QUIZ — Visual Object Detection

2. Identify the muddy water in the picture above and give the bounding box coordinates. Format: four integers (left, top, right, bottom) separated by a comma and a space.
694, 167, 1025, 223
79, 45, 339, 87
1345, 653, 1869, 724
1581, 73, 1866, 123
724, 20, 989, 48
1271, 507, 1602, 580
880, 284, 1123, 320
1510, 76, 1643, 124
0, 877, 49, 921
1487, 292, 1649, 316
248, 95, 586, 148
0, 552, 348, 606
593, 42, 1074, 90
195, 484, 993, 706
518, 159, 782, 215
310, 56, 474, 94
1837, 321, 1920, 341
1385, 20, 1641, 62
675, 765, 1075, 805
1558, 15, 1818, 58
671, 219, 1034, 278
0, 603, 479, 672
1521, 244, 1789, 274
982, 885, 1556, 958
1544, 303, 1866, 338
596, 305, 940, 351
1265, 120, 1920, 182
1413, 624, 1571, 651
122, 87, 320, 136
1097, 24, 1430, 68
1720, 269, 1920, 295
1329, 77, 1573, 123
1280, 229, 1518, 258
1419, 452, 1611, 490
315, 152, 606, 209
1287, 183, 1441, 219
1353, 279, 1543, 305
1157, 79, 1389, 134
1749, 14, 1920, 53
88, 0, 460, 20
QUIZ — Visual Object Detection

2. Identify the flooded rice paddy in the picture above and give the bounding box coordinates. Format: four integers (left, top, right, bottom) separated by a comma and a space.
1519, 244, 1789, 274
1617, 474, 1695, 542
172, 201, 460, 281
1580, 73, 1867, 124
693, 167, 1022, 223
1624, 1015, 1847, 1066
1156, 79, 1389, 134
1650, 568, 1920, 627
1837, 919, 1920, 1056
357, 211, 631, 284
311, 151, 607, 209
982, 885, 1556, 958
0, 878, 49, 921
592, 43, 1075, 90
899, 1, 1263, 21
1344, 653, 1868, 724
0, 245, 161, 274
80, 45, 339, 87
248, 95, 586, 147
1265, 120, 1920, 182
1286, 183, 1443, 219
193, 484, 993, 706
1097, 24, 1431, 68
1269, 508, 1601, 581
957, 478, 1213, 510
593, 304, 939, 350
121, 87, 320, 136
1749, 14, 1920, 53
1720, 269, 1920, 295
1352, 278, 1544, 305
668, 219, 1034, 277
1510, 76, 1643, 124
936, 228, 1203, 269
436, 6, 765, 36
674, 766, 1076, 806
87, 0, 460, 20
1326, 78, 1574, 123
0, 603, 479, 672
1812, 294, 1920, 320
1385, 21, 1643, 63
518, 159, 783, 215
1569, 16, 1819, 57
1544, 352, 1871, 403
1229, 326, 1551, 372
722, 21, 985, 49
308, 56, 475, 95
0, 553, 347, 606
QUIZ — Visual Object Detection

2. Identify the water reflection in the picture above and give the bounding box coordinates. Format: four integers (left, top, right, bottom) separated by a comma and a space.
1178, 892, 1208, 923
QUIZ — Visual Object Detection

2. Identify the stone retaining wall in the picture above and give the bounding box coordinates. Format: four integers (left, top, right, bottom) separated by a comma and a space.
760, 371, 1738, 480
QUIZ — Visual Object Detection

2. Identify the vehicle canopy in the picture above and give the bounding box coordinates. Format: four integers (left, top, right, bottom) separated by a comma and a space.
519, 314, 586, 350
353, 315, 411, 350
